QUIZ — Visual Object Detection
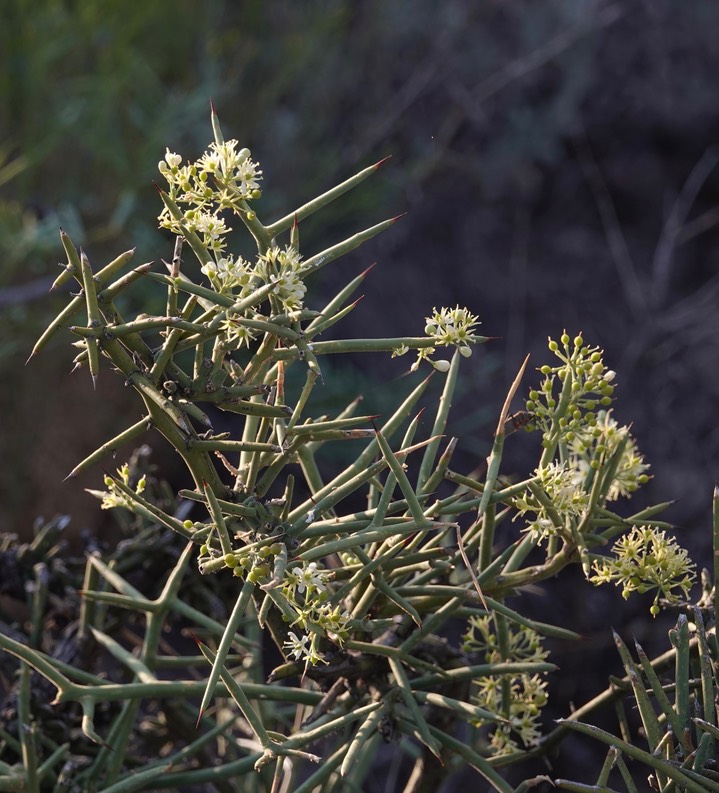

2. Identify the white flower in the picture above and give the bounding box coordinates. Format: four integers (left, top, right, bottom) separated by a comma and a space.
283, 631, 310, 661
164, 149, 182, 169
219, 316, 257, 349
291, 562, 327, 595
201, 254, 252, 294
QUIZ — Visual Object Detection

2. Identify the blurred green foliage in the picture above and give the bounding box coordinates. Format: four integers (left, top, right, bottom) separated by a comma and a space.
0, 0, 609, 294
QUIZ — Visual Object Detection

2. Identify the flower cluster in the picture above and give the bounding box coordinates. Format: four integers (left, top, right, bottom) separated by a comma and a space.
590, 526, 696, 614
568, 411, 650, 500
513, 462, 589, 543
526, 333, 616, 447
280, 561, 350, 665
196, 539, 349, 667
255, 245, 306, 310
283, 561, 328, 599
158, 141, 262, 212
200, 253, 253, 295
195, 243, 305, 316
424, 305, 481, 353
394, 305, 482, 371
157, 141, 262, 254
463, 617, 549, 754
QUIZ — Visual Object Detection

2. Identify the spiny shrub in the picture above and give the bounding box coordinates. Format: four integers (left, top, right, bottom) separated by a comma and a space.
0, 107, 709, 793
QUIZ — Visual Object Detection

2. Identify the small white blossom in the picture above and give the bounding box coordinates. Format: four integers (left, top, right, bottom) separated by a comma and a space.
201, 254, 252, 294
219, 316, 257, 349
291, 562, 327, 595
283, 631, 310, 661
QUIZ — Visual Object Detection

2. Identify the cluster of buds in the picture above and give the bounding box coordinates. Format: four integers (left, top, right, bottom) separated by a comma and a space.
526, 333, 616, 447
89, 463, 146, 511
463, 616, 549, 754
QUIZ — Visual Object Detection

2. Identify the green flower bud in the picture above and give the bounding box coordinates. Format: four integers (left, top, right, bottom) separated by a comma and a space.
224, 553, 238, 568
183, 519, 194, 529
200, 544, 209, 556
254, 564, 270, 580
560, 333, 569, 345
548, 340, 559, 352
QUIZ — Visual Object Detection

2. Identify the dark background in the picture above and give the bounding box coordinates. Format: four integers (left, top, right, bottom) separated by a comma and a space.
1, 1, 718, 789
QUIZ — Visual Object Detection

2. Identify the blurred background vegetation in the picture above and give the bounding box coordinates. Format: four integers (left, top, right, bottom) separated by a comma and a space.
2, 0, 719, 783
